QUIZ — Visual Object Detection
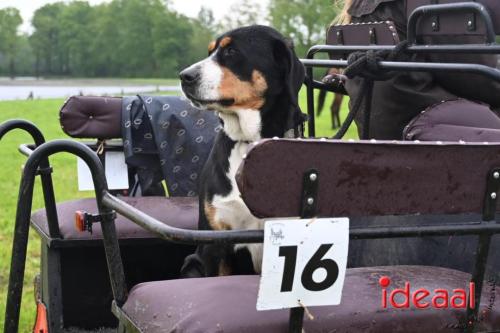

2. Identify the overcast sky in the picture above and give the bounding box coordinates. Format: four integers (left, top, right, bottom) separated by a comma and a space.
0, 0, 269, 33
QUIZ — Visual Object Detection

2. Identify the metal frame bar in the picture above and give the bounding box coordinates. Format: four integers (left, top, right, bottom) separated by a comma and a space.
301, 59, 500, 83
301, 52, 500, 138
0, 120, 60, 238
5, 139, 500, 333
301, 1, 500, 138
0, 121, 66, 332
288, 169, 320, 332
305, 64, 316, 137
308, 44, 500, 54
40, 240, 64, 331
3, 140, 127, 333
103, 191, 500, 244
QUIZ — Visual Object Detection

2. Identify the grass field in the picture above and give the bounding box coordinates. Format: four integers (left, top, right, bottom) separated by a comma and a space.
0, 89, 356, 331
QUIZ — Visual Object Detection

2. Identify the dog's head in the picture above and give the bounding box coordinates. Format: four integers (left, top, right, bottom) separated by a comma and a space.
179, 25, 305, 139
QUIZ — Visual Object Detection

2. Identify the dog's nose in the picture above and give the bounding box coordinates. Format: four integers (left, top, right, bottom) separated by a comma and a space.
179, 67, 201, 85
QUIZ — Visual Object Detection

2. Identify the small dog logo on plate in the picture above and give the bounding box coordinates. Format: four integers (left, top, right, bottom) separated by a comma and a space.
270, 224, 285, 245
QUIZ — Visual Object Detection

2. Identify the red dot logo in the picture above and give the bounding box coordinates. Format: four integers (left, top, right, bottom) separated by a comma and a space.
379, 276, 391, 288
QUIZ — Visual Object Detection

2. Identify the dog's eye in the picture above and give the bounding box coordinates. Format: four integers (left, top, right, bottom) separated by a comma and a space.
223, 47, 236, 57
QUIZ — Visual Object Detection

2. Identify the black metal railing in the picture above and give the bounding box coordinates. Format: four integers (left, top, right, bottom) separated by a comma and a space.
0, 120, 60, 238
3, 138, 500, 333
303, 1, 500, 138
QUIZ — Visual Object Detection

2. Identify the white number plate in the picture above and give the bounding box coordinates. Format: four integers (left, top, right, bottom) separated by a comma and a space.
257, 218, 349, 311
77, 152, 129, 191
104, 151, 130, 190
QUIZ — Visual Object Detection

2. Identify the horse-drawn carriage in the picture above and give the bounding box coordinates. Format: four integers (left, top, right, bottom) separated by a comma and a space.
2, 0, 500, 332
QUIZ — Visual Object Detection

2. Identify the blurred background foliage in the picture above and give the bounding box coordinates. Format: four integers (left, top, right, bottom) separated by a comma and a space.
0, 0, 340, 78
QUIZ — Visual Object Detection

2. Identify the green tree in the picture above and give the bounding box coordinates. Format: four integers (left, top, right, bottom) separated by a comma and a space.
59, 1, 95, 76
114, 0, 159, 76
22, 0, 340, 79
12, 35, 35, 76
219, 1, 265, 32
185, 8, 218, 66
88, 2, 124, 76
0, 8, 22, 78
30, 3, 65, 76
269, 0, 338, 57
151, 7, 194, 76
197, 6, 217, 34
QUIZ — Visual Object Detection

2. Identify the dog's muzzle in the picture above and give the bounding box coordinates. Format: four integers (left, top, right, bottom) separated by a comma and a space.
179, 66, 201, 90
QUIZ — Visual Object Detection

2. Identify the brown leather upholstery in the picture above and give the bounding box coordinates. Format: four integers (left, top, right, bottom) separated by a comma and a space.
404, 99, 500, 142
236, 139, 500, 218
31, 196, 198, 240
326, 21, 399, 59
407, 0, 500, 36
60, 95, 122, 139
327, 21, 399, 46
119, 266, 500, 332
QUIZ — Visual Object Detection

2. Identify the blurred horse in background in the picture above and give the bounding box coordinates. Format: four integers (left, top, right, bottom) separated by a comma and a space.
317, 67, 344, 129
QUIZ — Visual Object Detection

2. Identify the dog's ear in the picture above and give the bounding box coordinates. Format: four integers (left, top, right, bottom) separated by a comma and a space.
273, 38, 305, 107
273, 38, 307, 137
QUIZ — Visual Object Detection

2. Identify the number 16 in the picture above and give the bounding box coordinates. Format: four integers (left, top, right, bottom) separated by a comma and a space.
279, 244, 339, 292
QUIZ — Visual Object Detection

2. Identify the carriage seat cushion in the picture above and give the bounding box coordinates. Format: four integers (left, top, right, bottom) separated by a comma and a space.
403, 99, 500, 142
60, 95, 122, 139
31, 196, 198, 240
119, 266, 500, 333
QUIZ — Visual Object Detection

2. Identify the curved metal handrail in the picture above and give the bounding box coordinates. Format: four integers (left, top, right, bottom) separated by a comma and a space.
3, 140, 125, 333
0, 119, 60, 238
0, 119, 45, 145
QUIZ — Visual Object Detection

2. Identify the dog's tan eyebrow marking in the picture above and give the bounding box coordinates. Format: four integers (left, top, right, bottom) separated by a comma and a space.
208, 40, 216, 53
220, 36, 232, 48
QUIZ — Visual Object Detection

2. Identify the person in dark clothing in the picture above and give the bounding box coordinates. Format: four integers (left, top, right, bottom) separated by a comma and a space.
334, 0, 500, 281
337, 0, 500, 139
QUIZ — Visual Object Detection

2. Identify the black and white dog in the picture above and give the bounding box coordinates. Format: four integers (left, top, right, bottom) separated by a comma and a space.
179, 25, 305, 277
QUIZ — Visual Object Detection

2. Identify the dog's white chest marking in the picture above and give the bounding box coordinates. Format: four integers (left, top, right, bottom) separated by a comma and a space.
218, 109, 262, 142
212, 110, 264, 272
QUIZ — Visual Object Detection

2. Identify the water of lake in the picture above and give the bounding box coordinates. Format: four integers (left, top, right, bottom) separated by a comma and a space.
0, 85, 181, 101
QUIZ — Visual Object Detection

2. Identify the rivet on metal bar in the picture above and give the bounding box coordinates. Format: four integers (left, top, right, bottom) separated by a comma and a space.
430, 0, 440, 31
466, 12, 476, 32
482, 168, 500, 221
300, 169, 319, 219
369, 27, 377, 44
336, 30, 344, 45
309, 173, 318, 182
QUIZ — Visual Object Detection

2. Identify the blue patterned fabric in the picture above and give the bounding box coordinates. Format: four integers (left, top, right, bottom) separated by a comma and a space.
122, 95, 221, 197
